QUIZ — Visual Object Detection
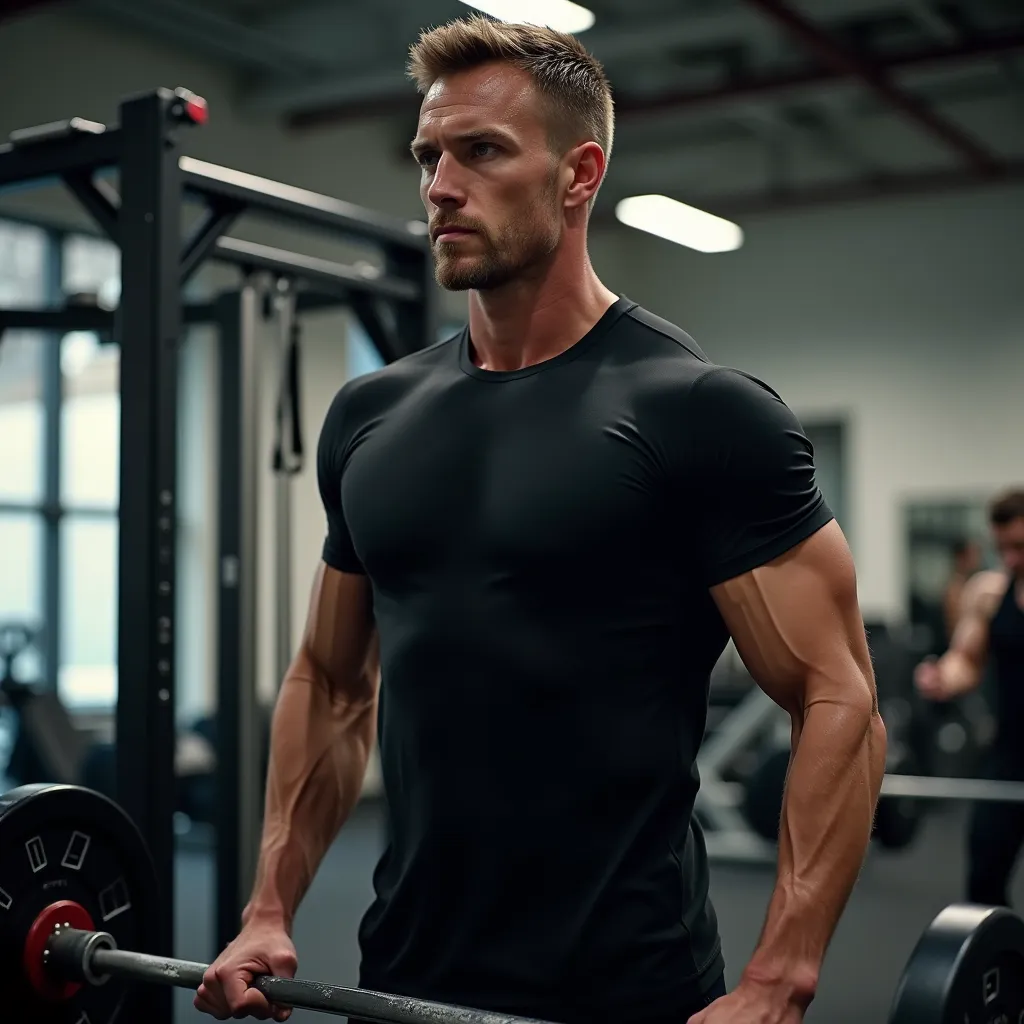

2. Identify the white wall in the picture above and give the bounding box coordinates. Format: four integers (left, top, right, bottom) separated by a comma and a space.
3, 6, 1022, 703
613, 182, 1024, 619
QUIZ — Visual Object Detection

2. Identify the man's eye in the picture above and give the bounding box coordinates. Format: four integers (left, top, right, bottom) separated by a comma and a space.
471, 142, 496, 157
418, 151, 439, 168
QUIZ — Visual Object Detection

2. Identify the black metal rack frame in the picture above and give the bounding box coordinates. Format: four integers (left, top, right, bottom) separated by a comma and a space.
0, 86, 435, 1018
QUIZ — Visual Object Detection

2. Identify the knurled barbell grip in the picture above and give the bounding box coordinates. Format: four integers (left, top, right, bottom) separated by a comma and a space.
46, 928, 555, 1024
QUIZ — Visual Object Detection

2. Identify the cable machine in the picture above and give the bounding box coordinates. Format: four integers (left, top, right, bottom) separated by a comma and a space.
0, 86, 437, 1020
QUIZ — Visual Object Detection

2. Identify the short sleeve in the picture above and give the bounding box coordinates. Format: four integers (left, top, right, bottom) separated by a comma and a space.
316, 385, 366, 575
685, 368, 834, 586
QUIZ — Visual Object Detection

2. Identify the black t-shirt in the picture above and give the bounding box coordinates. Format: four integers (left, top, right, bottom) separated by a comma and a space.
990, 576, 1024, 776
317, 297, 833, 1023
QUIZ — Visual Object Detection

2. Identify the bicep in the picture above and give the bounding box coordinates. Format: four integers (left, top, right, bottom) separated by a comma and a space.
710, 520, 875, 717
298, 562, 378, 704
948, 572, 999, 669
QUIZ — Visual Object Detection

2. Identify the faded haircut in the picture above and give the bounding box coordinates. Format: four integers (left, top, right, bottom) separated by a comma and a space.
990, 489, 1024, 526
407, 15, 615, 165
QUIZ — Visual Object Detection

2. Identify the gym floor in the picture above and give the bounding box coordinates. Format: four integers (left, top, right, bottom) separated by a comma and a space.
171, 801, 1024, 1024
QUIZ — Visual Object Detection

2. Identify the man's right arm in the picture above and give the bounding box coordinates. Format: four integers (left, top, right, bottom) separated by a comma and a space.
244, 562, 379, 932
916, 571, 1002, 700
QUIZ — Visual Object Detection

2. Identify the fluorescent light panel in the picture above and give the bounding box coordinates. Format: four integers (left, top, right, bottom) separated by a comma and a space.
615, 195, 744, 253
458, 0, 596, 34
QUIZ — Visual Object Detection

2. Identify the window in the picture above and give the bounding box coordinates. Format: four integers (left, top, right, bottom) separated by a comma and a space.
346, 316, 385, 379
0, 513, 44, 683
63, 235, 120, 308
57, 236, 121, 709
0, 334, 45, 504
54, 235, 214, 716
0, 219, 49, 685
1, 226, 211, 713
59, 516, 118, 704
61, 333, 120, 509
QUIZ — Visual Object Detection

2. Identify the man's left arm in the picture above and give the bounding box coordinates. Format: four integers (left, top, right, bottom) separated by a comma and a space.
704, 522, 887, 1021
677, 368, 887, 1022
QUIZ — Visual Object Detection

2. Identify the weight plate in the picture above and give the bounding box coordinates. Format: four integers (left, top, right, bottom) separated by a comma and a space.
742, 747, 789, 843
0, 784, 161, 1024
889, 903, 1024, 1024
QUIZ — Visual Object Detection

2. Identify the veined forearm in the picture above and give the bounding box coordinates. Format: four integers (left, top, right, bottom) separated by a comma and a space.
244, 670, 377, 930
744, 693, 886, 1000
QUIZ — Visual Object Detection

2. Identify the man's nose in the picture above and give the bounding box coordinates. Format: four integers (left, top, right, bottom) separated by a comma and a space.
426, 152, 466, 208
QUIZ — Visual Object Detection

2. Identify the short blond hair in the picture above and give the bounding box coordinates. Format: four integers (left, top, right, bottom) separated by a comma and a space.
408, 15, 615, 164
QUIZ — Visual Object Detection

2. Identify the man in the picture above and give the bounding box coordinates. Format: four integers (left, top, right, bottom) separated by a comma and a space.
196, 16, 885, 1024
915, 489, 1024, 908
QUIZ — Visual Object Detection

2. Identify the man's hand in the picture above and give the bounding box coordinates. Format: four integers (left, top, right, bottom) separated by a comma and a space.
687, 981, 808, 1024
194, 918, 298, 1021
913, 657, 949, 701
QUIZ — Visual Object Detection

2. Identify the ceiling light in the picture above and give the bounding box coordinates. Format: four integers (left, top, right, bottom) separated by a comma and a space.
614, 194, 744, 253
458, 0, 596, 34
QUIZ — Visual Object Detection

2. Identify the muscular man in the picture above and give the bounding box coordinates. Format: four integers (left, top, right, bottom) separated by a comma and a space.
196, 17, 885, 1024
915, 489, 1024, 907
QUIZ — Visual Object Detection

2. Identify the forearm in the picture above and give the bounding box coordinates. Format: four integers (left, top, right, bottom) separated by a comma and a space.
244, 664, 377, 931
936, 650, 982, 697
743, 692, 887, 1003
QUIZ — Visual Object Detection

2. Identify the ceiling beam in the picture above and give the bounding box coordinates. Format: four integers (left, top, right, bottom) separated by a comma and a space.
0, 0, 65, 23
243, 0, 915, 117
83, 0, 327, 77
740, 0, 1000, 172
284, 30, 1024, 133
903, 0, 961, 44
738, 104, 880, 180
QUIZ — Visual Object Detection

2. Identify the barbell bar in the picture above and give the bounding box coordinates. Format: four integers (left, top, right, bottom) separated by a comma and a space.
880, 774, 1024, 802
45, 924, 549, 1023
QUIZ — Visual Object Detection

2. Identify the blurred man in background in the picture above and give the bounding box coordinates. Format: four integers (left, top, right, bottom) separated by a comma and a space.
915, 488, 1024, 907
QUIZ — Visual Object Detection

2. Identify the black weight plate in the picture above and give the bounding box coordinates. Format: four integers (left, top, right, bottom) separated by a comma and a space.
889, 903, 1024, 1024
743, 747, 789, 843
873, 750, 924, 851
0, 784, 161, 1024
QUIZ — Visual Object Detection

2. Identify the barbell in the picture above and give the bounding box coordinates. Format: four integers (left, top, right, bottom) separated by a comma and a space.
0, 784, 1022, 1024
742, 742, 1024, 851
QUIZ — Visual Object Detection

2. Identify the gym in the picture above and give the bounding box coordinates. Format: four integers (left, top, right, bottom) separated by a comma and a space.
0, 1, 1023, 1022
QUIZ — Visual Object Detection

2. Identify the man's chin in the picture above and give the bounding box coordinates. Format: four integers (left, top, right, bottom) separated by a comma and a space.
435, 258, 501, 292
435, 272, 474, 292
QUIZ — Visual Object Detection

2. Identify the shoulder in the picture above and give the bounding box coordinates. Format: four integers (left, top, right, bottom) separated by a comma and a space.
616, 302, 712, 364
325, 332, 460, 428
683, 366, 795, 436
603, 302, 758, 406
963, 570, 1009, 618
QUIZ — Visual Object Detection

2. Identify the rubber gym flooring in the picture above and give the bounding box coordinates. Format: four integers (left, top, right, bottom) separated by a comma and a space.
172, 801, 1024, 1024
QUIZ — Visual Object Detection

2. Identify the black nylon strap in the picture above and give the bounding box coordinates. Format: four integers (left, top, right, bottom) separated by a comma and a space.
272, 320, 304, 476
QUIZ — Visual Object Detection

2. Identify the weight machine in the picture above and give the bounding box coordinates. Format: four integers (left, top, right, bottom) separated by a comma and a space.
697, 630, 1024, 864
0, 86, 438, 1019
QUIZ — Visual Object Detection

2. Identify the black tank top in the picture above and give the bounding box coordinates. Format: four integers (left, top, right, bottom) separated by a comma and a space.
990, 576, 1024, 771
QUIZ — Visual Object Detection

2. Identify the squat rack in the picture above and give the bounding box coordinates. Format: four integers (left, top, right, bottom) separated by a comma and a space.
0, 86, 435, 1021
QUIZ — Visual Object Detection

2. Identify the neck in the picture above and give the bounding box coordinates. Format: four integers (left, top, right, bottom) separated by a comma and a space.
466, 247, 619, 372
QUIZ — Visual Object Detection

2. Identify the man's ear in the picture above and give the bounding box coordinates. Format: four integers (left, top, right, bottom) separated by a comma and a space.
563, 141, 606, 210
